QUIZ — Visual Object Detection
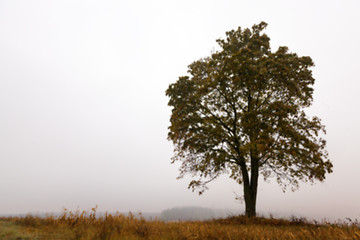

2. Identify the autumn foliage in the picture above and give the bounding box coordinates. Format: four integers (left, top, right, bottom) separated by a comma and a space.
166, 22, 333, 217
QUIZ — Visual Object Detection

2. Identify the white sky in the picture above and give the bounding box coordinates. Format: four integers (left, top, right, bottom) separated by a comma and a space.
0, 0, 359, 220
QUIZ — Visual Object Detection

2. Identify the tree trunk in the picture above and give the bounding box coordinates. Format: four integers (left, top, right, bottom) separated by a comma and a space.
243, 181, 257, 217
240, 156, 259, 218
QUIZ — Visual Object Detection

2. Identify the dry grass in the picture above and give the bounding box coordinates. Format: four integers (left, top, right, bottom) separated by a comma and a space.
1, 207, 360, 240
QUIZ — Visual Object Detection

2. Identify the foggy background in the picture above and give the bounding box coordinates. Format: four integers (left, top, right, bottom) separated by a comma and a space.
1, 0, 359, 221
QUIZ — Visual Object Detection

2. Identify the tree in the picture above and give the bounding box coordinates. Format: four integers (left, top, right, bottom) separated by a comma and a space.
165, 22, 333, 217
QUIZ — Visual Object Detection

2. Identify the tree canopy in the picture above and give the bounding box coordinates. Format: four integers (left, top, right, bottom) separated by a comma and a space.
166, 22, 333, 217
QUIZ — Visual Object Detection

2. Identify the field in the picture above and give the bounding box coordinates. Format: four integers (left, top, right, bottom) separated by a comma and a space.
0, 208, 360, 240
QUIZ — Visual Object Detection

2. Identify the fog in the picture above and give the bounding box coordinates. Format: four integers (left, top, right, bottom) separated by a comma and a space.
1, 0, 359, 221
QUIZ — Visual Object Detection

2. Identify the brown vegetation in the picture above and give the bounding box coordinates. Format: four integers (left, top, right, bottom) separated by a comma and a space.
0, 207, 359, 240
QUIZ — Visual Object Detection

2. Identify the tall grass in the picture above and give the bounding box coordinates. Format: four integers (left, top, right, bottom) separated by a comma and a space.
1, 207, 360, 240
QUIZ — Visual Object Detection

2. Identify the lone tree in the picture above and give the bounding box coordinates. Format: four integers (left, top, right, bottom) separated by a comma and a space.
166, 22, 333, 217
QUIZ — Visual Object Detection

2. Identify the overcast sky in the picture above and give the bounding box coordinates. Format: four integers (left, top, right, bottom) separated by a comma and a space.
1, 0, 359, 220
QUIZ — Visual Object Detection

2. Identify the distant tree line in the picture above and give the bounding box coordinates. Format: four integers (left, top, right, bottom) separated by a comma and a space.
159, 207, 238, 221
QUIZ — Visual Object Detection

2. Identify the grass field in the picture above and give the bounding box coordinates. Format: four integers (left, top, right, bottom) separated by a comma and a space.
0, 208, 359, 240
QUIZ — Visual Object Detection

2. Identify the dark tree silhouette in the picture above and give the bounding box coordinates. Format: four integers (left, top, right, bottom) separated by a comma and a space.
166, 22, 332, 217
